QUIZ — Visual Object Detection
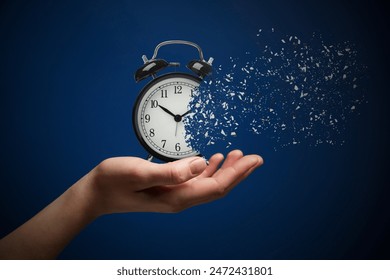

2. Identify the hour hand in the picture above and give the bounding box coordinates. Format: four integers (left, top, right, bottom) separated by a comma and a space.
158, 105, 176, 118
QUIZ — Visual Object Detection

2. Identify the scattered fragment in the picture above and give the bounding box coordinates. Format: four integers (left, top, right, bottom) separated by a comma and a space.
184, 28, 366, 153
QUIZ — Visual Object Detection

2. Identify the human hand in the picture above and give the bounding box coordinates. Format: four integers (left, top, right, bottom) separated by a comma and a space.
0, 150, 262, 259
80, 150, 263, 216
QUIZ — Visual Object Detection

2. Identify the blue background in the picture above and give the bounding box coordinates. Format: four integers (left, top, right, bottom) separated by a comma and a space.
0, 0, 389, 259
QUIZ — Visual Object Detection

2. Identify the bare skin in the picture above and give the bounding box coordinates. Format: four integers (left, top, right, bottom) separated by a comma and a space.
0, 150, 263, 259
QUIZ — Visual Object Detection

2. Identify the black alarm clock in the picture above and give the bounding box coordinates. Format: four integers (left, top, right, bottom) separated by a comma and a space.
133, 40, 213, 162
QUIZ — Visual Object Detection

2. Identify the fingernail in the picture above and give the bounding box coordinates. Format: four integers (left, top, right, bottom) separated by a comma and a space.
190, 157, 207, 174
250, 155, 262, 167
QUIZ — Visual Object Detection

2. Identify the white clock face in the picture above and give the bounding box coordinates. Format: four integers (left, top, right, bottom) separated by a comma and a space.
134, 73, 200, 161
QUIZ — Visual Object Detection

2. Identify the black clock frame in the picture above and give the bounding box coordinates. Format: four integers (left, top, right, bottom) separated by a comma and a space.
132, 72, 201, 162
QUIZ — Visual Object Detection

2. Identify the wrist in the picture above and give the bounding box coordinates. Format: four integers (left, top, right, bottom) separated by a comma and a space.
68, 172, 102, 221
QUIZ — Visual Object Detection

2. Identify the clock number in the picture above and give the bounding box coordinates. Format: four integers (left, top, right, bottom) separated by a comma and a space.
175, 143, 181, 151
144, 114, 151, 123
151, 100, 158, 108
161, 90, 168, 98
174, 85, 182, 94
149, 128, 155, 137
161, 139, 166, 148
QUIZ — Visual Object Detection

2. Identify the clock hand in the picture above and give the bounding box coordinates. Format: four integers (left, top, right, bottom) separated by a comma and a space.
181, 110, 192, 118
174, 110, 192, 137
159, 105, 185, 123
158, 105, 176, 118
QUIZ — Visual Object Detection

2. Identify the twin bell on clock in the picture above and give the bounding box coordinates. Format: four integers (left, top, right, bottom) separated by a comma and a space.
132, 40, 214, 162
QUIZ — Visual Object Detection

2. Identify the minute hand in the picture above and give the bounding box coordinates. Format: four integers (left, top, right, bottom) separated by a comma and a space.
181, 110, 192, 118
158, 105, 176, 118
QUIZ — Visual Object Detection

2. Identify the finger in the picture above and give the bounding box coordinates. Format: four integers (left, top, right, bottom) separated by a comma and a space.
219, 150, 244, 170
212, 154, 261, 189
212, 150, 244, 178
223, 155, 263, 193
146, 156, 207, 187
199, 153, 224, 178
164, 155, 262, 210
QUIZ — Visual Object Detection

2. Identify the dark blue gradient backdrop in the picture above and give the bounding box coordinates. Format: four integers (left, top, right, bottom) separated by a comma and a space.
0, 0, 388, 259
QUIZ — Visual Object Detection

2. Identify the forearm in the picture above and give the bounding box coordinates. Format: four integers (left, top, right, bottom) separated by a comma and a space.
0, 174, 98, 259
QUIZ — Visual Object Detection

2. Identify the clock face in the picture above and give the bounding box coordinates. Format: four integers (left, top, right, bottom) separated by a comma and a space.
133, 73, 200, 161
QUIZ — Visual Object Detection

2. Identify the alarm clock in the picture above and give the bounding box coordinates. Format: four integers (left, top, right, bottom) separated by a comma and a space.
133, 40, 213, 162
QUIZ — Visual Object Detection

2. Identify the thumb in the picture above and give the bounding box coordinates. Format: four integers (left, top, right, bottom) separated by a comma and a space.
149, 157, 207, 186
